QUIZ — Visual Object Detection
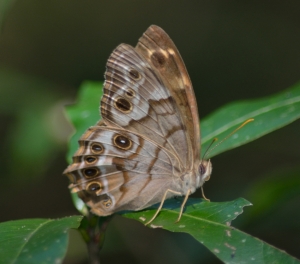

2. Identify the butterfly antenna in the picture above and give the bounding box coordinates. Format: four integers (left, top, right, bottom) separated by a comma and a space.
202, 138, 218, 160
205, 118, 254, 158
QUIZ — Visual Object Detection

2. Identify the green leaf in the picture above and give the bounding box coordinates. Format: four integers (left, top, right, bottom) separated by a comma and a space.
201, 82, 300, 157
65, 81, 103, 164
0, 216, 83, 264
64, 81, 102, 215
64, 82, 300, 263
123, 197, 250, 227
123, 198, 299, 264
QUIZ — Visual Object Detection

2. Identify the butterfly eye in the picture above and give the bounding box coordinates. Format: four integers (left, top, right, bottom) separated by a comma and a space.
83, 168, 99, 178
199, 160, 212, 182
113, 134, 132, 150
114, 97, 132, 113
91, 143, 104, 154
129, 69, 141, 80
199, 163, 206, 176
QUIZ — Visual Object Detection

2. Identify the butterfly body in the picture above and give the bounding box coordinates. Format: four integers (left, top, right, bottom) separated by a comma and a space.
64, 25, 212, 221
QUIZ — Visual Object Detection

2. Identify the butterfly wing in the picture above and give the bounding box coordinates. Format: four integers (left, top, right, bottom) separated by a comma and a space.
64, 26, 202, 216
102, 43, 192, 170
64, 122, 181, 215
136, 25, 201, 161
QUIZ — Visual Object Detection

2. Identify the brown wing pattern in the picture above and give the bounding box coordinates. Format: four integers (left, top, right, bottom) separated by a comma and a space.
64, 123, 182, 215
136, 25, 200, 161
64, 25, 201, 216
102, 43, 191, 169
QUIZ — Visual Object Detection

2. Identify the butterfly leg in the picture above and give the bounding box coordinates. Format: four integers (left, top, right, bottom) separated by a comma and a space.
201, 186, 210, 201
145, 189, 181, 226
175, 189, 191, 223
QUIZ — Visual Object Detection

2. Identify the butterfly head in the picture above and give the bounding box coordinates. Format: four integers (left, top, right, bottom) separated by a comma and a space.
197, 159, 212, 187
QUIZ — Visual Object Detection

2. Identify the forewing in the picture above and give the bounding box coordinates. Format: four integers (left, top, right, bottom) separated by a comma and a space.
136, 25, 200, 160
102, 42, 192, 170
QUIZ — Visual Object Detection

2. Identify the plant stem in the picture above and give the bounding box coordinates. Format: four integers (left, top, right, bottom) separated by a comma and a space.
79, 214, 112, 264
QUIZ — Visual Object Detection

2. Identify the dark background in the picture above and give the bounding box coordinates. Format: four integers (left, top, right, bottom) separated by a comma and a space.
0, 1, 299, 263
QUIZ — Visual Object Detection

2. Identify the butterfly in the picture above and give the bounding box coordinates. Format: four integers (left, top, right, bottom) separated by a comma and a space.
64, 25, 212, 225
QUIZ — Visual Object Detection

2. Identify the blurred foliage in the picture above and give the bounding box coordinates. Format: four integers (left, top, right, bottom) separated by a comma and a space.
244, 167, 300, 226
0, 0, 15, 32
0, 66, 72, 184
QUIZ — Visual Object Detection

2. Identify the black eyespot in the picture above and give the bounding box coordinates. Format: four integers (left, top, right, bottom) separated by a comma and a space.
151, 51, 166, 67
88, 182, 101, 192
129, 69, 141, 80
85, 156, 97, 164
113, 135, 132, 150
91, 143, 103, 154
125, 89, 135, 98
83, 168, 99, 177
114, 97, 132, 113
103, 198, 112, 208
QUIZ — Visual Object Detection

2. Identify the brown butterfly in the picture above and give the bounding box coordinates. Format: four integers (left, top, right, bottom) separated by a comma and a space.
64, 25, 212, 225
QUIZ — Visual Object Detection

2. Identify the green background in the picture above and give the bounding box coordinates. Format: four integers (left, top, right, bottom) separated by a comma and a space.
0, 1, 299, 263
